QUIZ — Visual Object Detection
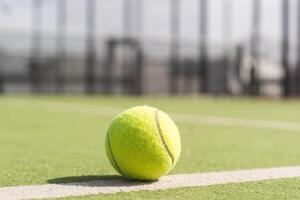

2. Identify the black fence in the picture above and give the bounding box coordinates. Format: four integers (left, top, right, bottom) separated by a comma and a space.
0, 0, 299, 97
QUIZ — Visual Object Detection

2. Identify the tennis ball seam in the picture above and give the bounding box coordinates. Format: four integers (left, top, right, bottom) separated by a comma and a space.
106, 131, 125, 176
154, 109, 175, 165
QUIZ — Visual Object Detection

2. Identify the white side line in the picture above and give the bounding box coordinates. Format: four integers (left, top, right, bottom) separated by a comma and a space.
1, 166, 300, 200
171, 113, 300, 131
4, 99, 300, 131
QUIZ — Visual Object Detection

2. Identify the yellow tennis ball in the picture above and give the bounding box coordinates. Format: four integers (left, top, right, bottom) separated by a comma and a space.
105, 106, 181, 181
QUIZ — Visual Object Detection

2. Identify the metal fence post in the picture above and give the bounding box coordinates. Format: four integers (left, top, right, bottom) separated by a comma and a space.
222, 0, 232, 94
0, 68, 3, 93
281, 0, 290, 97
28, 0, 43, 93
249, 0, 261, 95
85, 0, 97, 94
55, 0, 66, 93
169, 0, 180, 95
135, 0, 144, 95
297, 0, 300, 95
199, 0, 209, 93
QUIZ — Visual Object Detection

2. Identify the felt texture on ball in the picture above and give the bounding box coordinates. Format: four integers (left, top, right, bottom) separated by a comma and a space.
105, 106, 181, 181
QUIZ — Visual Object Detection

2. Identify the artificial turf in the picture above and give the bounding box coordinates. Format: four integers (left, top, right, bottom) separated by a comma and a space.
0, 96, 300, 199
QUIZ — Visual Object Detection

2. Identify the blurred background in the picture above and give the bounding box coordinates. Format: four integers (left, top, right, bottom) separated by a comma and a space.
0, 0, 299, 97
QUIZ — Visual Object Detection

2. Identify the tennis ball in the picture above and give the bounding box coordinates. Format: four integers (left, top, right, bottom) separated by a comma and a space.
105, 106, 181, 181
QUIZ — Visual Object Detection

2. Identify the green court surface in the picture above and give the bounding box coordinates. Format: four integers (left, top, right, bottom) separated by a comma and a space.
0, 96, 300, 199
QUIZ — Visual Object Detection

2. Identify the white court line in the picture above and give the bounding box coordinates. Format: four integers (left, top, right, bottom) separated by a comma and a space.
1, 166, 300, 200
4, 99, 300, 131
